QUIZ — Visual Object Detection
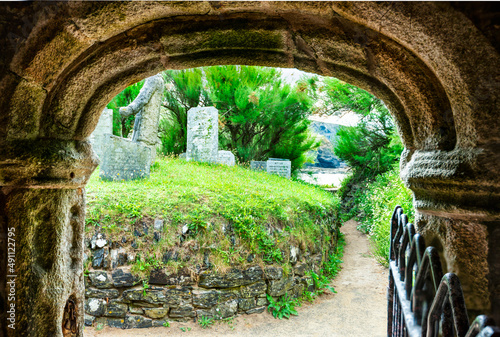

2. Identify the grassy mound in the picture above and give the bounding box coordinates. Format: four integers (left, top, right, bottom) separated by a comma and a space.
85, 156, 339, 278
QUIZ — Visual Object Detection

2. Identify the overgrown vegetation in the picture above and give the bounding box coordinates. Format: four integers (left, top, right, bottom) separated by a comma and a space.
159, 66, 320, 173
106, 80, 144, 137
327, 79, 414, 265
86, 156, 340, 278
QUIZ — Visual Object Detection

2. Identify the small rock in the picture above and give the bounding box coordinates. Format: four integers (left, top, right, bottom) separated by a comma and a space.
112, 269, 140, 287
107, 318, 125, 329
89, 271, 113, 289
85, 298, 106, 316
182, 224, 189, 235
264, 266, 283, 280
121, 237, 127, 244
154, 219, 164, 231
131, 240, 138, 249
144, 307, 169, 319
84, 314, 95, 326
203, 252, 211, 269
247, 254, 255, 263
169, 305, 196, 318
129, 306, 144, 314
92, 249, 105, 268
124, 315, 153, 329
154, 232, 161, 243
85, 288, 119, 299
290, 245, 299, 265
238, 298, 256, 312
245, 306, 266, 314
133, 229, 142, 237
104, 301, 127, 318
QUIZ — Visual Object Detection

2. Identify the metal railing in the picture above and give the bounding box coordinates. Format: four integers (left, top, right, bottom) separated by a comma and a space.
387, 206, 500, 337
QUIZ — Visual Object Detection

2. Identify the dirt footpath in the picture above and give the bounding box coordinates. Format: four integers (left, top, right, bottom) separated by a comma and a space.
84, 219, 388, 337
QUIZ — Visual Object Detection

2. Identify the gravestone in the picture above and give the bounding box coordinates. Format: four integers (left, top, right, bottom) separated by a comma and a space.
250, 161, 267, 171
90, 108, 113, 161
186, 107, 219, 164
99, 135, 152, 181
217, 151, 235, 166
267, 158, 292, 179
119, 74, 164, 162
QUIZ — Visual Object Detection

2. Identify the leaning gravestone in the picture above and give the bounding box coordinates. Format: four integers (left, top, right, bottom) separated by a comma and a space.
266, 158, 292, 178
99, 135, 152, 181
217, 150, 235, 166
89, 108, 113, 161
186, 107, 219, 164
250, 161, 267, 171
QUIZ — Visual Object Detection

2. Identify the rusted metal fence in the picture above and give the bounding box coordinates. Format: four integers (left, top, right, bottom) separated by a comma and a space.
387, 206, 500, 337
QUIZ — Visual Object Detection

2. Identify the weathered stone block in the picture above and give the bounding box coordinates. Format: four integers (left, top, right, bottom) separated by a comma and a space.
84, 314, 95, 326
192, 289, 219, 309
149, 268, 193, 286
112, 268, 140, 287
85, 288, 119, 299
240, 280, 267, 298
165, 287, 192, 305
129, 306, 144, 315
186, 107, 219, 164
107, 318, 126, 329
104, 301, 128, 318
246, 306, 266, 314
144, 307, 170, 319
85, 298, 106, 317
199, 266, 263, 288
238, 298, 256, 312
267, 274, 294, 297
92, 248, 105, 268
122, 289, 167, 306
89, 271, 113, 289
294, 261, 309, 277
215, 299, 238, 319
264, 266, 283, 280
100, 135, 152, 181
256, 296, 269, 306
124, 315, 153, 329
169, 305, 196, 318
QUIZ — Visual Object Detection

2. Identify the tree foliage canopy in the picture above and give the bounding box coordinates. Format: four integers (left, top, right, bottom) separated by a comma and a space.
159, 66, 320, 172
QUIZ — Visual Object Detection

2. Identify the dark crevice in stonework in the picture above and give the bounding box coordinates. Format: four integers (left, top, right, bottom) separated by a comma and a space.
487, 222, 500, 324
69, 204, 81, 271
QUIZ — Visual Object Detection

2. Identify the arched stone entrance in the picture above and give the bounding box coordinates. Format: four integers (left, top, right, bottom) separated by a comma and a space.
0, 2, 498, 336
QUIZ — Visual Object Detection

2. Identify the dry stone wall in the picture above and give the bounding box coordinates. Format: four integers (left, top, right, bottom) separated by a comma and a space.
83, 230, 331, 329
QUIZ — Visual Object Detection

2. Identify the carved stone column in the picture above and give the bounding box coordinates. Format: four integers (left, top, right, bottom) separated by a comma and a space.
401, 147, 500, 321
0, 140, 97, 337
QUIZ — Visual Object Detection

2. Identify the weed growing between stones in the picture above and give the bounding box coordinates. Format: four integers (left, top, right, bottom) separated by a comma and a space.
198, 316, 214, 328
267, 293, 301, 319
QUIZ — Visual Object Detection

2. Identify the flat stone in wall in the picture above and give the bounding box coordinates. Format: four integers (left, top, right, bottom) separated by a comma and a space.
267, 158, 291, 178
90, 108, 113, 161
186, 107, 218, 164
99, 135, 152, 181
217, 150, 235, 166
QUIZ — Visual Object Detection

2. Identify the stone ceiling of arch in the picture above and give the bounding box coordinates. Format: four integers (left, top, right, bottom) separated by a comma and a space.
1, 2, 497, 154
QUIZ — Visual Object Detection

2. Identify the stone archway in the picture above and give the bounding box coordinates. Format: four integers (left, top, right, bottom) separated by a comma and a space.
1, 2, 499, 336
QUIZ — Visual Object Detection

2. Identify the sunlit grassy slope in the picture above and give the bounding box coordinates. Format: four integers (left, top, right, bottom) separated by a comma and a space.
85, 156, 339, 273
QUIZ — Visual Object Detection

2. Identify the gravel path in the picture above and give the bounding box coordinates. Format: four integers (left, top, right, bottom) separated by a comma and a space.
85, 219, 388, 337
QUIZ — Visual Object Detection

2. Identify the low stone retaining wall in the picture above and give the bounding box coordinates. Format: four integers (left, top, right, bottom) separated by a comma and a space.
84, 255, 325, 328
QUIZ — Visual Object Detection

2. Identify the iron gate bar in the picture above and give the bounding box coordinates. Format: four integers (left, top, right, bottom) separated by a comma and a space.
387, 206, 499, 337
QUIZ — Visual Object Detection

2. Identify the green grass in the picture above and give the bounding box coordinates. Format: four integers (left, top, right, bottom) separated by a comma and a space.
86, 156, 339, 276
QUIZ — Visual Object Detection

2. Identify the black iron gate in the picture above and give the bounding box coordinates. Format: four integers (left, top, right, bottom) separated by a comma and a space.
387, 206, 500, 337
